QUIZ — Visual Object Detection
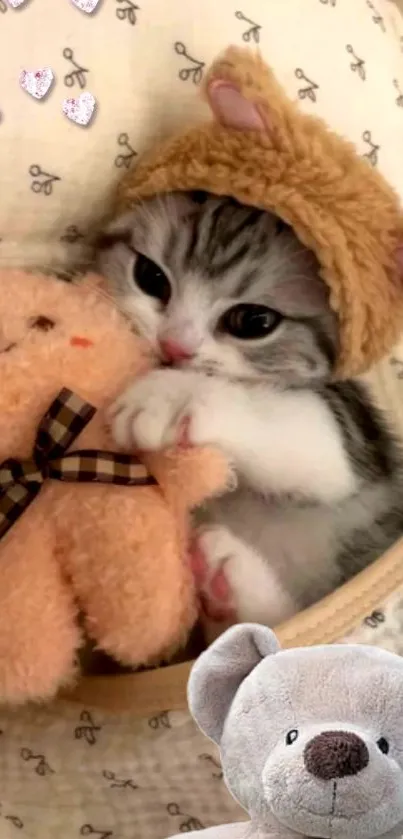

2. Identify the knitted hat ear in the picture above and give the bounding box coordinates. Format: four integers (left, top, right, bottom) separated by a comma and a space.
205, 46, 289, 142
207, 81, 267, 132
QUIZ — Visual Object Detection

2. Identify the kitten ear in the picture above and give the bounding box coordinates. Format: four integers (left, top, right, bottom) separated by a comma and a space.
95, 211, 135, 250
207, 80, 267, 132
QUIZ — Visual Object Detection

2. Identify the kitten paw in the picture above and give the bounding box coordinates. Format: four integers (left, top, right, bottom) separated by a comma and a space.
109, 367, 240, 455
190, 530, 237, 623
190, 525, 296, 627
109, 369, 197, 451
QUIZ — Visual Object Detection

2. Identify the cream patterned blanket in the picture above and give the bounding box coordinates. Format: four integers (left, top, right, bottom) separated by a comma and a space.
2, 1, 403, 838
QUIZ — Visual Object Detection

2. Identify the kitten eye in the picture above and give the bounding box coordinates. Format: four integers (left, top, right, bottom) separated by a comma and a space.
29, 315, 55, 332
220, 304, 282, 340
133, 253, 171, 305
286, 730, 299, 745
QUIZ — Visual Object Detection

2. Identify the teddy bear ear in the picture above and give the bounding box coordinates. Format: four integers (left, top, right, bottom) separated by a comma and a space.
188, 623, 280, 745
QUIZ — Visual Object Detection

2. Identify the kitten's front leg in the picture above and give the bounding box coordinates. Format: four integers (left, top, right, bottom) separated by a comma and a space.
191, 525, 297, 630
111, 368, 356, 504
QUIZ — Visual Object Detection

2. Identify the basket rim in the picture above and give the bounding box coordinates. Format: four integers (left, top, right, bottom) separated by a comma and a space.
62, 534, 403, 715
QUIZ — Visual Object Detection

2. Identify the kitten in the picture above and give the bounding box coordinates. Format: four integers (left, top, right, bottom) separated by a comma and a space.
98, 191, 403, 627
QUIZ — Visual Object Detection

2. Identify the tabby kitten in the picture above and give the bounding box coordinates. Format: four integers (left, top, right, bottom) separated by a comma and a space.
98, 191, 403, 626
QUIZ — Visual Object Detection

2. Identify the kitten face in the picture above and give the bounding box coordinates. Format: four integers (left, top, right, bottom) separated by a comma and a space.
98, 192, 338, 387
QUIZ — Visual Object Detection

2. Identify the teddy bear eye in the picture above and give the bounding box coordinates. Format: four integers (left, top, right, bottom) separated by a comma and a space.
29, 315, 55, 332
286, 729, 299, 745
377, 737, 390, 755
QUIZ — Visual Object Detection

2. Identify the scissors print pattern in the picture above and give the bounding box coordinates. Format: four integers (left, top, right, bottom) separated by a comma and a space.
366, 0, 386, 32
63, 47, 89, 89
198, 752, 224, 780
346, 44, 366, 81
74, 710, 102, 745
174, 41, 205, 85
364, 609, 385, 628
362, 129, 380, 166
80, 824, 114, 838
235, 10, 261, 43
102, 769, 139, 789
394, 78, 403, 107
167, 802, 205, 832
20, 747, 55, 776
148, 711, 171, 730
0, 804, 23, 831
28, 164, 61, 196
114, 132, 137, 169
295, 68, 319, 102
115, 0, 139, 25
60, 224, 85, 243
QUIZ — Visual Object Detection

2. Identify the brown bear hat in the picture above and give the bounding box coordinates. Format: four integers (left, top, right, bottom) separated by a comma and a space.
116, 46, 403, 378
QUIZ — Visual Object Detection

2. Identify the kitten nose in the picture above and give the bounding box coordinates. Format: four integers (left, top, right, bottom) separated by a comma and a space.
304, 731, 369, 781
159, 338, 194, 363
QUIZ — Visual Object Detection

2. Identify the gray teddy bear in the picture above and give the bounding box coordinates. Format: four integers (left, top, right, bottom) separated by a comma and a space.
167, 623, 403, 839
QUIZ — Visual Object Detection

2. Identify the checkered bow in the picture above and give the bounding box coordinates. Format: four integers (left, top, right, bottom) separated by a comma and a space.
0, 388, 155, 541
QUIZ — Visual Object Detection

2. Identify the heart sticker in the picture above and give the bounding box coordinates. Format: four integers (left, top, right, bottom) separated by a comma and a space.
7, 0, 28, 6
70, 0, 101, 12
20, 68, 54, 100
63, 93, 96, 127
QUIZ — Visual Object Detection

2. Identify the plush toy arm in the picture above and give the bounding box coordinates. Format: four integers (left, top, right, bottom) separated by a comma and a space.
166, 823, 252, 839
142, 446, 233, 512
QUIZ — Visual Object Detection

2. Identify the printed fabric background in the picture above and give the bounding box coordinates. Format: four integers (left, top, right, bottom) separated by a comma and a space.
0, 700, 246, 839
1, 1, 403, 839
1, 0, 403, 272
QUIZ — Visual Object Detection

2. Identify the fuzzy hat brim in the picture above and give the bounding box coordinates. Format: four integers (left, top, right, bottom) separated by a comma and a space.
115, 46, 403, 378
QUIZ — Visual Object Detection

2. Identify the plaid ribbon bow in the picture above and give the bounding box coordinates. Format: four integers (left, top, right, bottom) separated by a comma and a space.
0, 388, 155, 541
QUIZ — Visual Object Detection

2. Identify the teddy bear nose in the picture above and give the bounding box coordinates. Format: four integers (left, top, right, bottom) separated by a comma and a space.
304, 731, 369, 781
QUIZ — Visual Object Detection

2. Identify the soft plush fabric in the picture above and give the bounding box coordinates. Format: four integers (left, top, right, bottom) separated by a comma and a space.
0, 268, 230, 704
116, 45, 403, 378
1, 0, 403, 278
178, 624, 403, 839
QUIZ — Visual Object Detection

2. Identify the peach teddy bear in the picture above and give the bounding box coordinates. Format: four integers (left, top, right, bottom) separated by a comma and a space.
0, 269, 230, 704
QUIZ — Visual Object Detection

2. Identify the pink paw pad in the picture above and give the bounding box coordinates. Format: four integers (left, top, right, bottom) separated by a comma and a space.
189, 538, 236, 623
177, 414, 192, 448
